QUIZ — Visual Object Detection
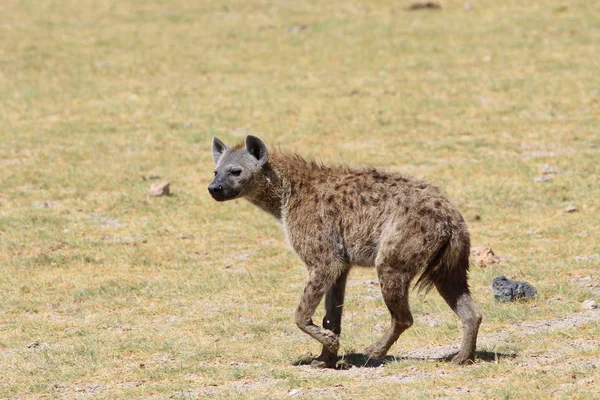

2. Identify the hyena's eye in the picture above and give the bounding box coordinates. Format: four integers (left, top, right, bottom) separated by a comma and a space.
230, 169, 242, 176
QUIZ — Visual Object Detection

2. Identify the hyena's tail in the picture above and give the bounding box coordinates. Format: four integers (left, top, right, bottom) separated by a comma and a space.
414, 226, 471, 293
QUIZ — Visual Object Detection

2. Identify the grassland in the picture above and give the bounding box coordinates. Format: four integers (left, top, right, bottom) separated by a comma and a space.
1, 0, 599, 398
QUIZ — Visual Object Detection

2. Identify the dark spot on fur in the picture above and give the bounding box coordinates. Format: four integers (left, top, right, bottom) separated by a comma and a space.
314, 195, 320, 204
327, 195, 334, 204
359, 195, 367, 205
349, 201, 354, 210
434, 200, 441, 208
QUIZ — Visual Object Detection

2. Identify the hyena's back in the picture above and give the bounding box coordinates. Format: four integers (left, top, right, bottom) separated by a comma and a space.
281, 157, 470, 289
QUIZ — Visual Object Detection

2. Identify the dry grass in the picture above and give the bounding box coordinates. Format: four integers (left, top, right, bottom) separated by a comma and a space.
1, 0, 599, 398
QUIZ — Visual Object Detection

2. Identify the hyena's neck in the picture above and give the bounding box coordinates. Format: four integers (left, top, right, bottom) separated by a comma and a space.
245, 162, 289, 220
244, 152, 313, 221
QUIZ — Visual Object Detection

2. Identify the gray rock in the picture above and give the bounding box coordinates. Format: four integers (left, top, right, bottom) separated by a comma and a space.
492, 276, 537, 302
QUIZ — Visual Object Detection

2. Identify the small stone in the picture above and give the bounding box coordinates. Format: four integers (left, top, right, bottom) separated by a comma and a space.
492, 276, 537, 302
149, 182, 170, 196
535, 176, 552, 183
581, 300, 598, 310
471, 247, 501, 267
541, 164, 560, 175
564, 205, 577, 213
287, 24, 307, 33
288, 389, 301, 396
463, 2, 474, 10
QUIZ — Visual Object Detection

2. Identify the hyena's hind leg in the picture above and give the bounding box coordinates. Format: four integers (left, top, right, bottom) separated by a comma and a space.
432, 234, 482, 364
435, 274, 482, 364
311, 270, 349, 369
363, 264, 413, 359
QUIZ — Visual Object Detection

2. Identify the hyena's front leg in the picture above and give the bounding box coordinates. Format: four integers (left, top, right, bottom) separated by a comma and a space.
311, 270, 349, 369
295, 267, 346, 363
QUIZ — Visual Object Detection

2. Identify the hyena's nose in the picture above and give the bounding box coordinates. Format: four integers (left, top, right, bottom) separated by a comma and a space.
208, 183, 222, 194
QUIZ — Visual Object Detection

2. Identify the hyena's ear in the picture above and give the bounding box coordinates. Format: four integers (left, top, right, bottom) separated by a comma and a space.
212, 136, 229, 165
245, 135, 269, 166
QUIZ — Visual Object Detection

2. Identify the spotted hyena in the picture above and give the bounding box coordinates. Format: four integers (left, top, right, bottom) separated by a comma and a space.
208, 135, 482, 368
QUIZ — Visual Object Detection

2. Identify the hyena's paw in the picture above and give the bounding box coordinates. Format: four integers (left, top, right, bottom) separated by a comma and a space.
310, 348, 338, 369
310, 359, 336, 369
319, 329, 339, 354
451, 352, 475, 365
363, 343, 388, 360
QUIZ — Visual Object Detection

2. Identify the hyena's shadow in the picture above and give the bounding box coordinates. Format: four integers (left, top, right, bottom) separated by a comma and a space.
294, 351, 516, 369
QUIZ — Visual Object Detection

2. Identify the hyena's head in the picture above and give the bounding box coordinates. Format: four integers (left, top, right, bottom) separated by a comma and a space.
208, 135, 269, 202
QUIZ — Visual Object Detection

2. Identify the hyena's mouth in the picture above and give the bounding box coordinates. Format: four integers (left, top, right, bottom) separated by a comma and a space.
208, 186, 240, 202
